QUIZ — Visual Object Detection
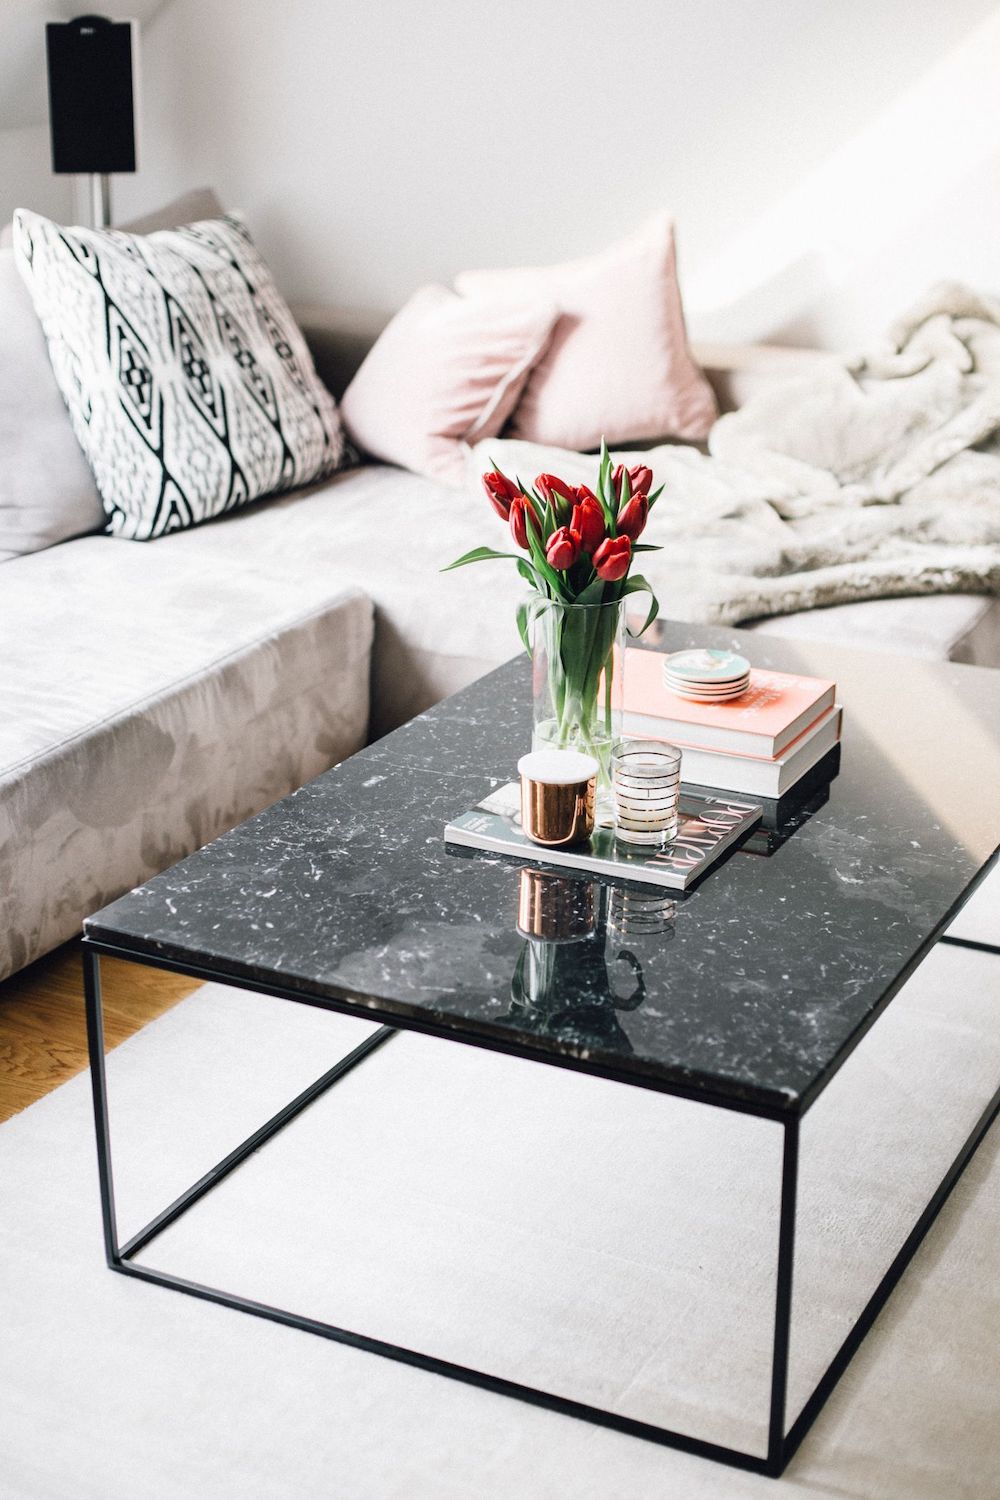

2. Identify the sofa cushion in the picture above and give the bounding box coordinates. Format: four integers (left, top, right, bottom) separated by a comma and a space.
119, 186, 224, 236
745, 593, 1000, 665
340, 284, 556, 485
13, 210, 346, 539
0, 459, 523, 979
0, 537, 372, 980
292, 301, 391, 402
0, 191, 229, 565
455, 214, 717, 451
0, 248, 104, 561
0, 187, 225, 248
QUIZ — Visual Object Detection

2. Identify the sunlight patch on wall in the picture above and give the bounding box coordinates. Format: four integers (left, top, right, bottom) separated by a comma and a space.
686, 8, 1000, 346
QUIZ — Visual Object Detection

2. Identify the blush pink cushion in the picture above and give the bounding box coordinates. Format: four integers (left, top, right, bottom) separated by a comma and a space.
340, 285, 556, 485
455, 214, 717, 451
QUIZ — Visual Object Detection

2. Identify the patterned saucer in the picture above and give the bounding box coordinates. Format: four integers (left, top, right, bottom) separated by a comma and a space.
663, 648, 751, 702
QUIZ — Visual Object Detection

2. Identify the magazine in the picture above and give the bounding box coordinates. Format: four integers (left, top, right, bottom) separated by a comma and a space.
445, 783, 762, 892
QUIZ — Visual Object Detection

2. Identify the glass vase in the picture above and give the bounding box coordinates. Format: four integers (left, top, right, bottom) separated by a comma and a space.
528, 595, 626, 811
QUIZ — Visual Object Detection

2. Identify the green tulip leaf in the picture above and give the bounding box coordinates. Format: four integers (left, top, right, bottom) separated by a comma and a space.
515, 598, 534, 654
620, 573, 660, 636
441, 546, 521, 572
516, 557, 547, 594
516, 592, 550, 653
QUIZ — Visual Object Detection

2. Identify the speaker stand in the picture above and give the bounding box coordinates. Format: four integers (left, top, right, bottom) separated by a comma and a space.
90, 173, 111, 229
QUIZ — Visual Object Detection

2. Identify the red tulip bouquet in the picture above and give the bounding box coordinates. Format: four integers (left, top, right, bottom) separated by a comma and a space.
445, 441, 662, 786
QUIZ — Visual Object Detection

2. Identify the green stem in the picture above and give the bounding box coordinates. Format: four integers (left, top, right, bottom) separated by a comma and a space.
535, 597, 621, 784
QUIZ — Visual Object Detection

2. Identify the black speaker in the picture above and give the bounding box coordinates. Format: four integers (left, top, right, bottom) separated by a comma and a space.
46, 15, 137, 175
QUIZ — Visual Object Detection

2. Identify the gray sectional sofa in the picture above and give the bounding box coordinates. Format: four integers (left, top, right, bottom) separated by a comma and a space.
2, 300, 999, 985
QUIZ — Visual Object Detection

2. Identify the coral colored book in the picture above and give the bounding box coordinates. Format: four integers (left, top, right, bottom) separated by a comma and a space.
623, 649, 837, 758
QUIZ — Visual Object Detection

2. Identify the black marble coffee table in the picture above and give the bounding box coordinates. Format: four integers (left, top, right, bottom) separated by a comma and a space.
83, 621, 1000, 1477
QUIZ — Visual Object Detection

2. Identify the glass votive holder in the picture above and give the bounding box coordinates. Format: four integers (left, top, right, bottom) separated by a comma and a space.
612, 739, 682, 846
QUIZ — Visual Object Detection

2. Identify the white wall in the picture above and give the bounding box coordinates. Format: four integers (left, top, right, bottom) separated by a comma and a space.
111, 0, 1000, 350
0, 124, 73, 227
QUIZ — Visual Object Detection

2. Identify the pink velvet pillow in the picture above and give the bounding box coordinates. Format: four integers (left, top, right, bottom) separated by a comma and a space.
455, 214, 717, 451
339, 284, 556, 485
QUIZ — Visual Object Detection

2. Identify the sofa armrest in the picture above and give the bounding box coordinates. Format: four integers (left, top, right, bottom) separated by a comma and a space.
691, 341, 832, 413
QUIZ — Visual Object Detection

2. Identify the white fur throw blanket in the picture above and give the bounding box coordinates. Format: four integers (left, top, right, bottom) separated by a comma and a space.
470, 283, 1000, 623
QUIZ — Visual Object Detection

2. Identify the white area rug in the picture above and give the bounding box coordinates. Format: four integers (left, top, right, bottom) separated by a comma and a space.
1, 938, 998, 1498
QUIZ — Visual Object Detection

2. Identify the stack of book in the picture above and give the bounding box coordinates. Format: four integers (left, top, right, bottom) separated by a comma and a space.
623, 649, 843, 797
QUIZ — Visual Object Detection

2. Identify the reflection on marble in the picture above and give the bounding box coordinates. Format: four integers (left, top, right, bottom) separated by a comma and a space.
86, 623, 1000, 1115
608, 886, 678, 938
502, 869, 652, 1055
733, 755, 837, 859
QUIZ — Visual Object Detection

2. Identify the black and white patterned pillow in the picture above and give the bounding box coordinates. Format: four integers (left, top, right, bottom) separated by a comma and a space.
13, 210, 346, 539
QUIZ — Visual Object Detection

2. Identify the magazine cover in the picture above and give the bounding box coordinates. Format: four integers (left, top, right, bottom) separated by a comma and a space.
445, 783, 762, 892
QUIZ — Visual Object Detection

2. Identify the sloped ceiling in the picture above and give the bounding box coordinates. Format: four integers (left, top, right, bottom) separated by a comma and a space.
0, 2, 169, 130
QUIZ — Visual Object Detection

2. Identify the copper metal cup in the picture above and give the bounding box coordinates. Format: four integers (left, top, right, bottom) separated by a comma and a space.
517, 751, 598, 847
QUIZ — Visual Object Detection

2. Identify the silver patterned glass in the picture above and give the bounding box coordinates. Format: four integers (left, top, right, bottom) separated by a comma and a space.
611, 739, 682, 846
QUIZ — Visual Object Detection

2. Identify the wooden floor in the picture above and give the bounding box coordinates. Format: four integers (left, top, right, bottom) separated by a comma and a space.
0, 941, 200, 1124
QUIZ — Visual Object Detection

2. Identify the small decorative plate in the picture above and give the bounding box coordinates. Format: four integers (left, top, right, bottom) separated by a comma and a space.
663, 648, 752, 702
663, 649, 752, 685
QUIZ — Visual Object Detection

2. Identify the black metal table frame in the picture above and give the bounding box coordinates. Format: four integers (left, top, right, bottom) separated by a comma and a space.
83, 908, 1000, 1480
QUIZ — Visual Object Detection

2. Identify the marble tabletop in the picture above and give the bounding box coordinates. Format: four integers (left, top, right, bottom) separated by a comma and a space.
85, 622, 1000, 1116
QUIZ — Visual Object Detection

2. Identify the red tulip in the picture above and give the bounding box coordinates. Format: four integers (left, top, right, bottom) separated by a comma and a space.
612, 463, 653, 502
482, 468, 519, 521
536, 473, 576, 513
571, 494, 606, 553
509, 496, 536, 550
537, 472, 575, 502
545, 526, 581, 571
593, 535, 631, 581
632, 466, 653, 497
616, 492, 649, 541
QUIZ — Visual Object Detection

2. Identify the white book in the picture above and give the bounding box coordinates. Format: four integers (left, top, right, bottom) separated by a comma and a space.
654, 705, 843, 798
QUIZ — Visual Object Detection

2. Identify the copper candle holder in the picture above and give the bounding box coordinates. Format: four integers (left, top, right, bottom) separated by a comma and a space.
517, 750, 598, 847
